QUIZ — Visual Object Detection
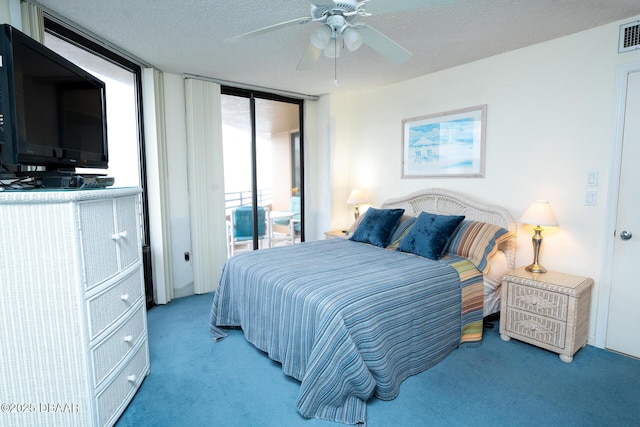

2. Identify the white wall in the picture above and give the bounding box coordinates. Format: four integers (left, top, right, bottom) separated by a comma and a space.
0, 0, 20, 27
302, 97, 331, 241
320, 16, 640, 343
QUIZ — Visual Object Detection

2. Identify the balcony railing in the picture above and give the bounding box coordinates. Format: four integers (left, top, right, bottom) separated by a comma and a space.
225, 189, 273, 213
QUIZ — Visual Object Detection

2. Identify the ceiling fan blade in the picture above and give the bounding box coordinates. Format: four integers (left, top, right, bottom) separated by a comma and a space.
296, 42, 322, 71
225, 17, 311, 44
358, 25, 412, 64
364, 0, 454, 15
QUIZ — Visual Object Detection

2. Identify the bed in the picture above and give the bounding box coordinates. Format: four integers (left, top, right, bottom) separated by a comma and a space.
209, 188, 516, 425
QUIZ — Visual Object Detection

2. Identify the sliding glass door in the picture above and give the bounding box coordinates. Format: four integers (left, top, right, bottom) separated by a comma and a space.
221, 88, 304, 257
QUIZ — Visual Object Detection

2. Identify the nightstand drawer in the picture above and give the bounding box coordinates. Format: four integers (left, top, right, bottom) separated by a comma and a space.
507, 282, 568, 321
504, 307, 566, 348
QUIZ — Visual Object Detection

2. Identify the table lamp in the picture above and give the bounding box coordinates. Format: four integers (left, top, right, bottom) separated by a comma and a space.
520, 200, 559, 273
346, 189, 369, 220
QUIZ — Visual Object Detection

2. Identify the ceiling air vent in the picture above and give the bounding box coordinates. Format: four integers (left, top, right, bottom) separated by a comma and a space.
619, 21, 640, 53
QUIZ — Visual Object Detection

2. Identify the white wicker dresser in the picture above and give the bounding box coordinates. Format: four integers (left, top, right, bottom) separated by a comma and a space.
0, 187, 149, 427
499, 267, 593, 363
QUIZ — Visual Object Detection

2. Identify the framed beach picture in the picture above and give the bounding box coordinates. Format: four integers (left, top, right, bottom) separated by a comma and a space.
402, 105, 486, 178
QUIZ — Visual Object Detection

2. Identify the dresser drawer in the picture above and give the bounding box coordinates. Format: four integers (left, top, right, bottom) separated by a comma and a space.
91, 304, 147, 388
87, 268, 143, 340
96, 341, 149, 427
506, 282, 568, 321
504, 307, 566, 349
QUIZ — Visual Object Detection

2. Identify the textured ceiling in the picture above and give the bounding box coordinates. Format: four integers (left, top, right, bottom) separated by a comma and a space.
34, 0, 640, 97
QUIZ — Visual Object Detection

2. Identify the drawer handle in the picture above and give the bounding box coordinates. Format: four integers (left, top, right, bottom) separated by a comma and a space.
124, 335, 133, 343
121, 293, 130, 302
521, 320, 550, 334
111, 231, 128, 241
127, 374, 137, 383
524, 296, 539, 306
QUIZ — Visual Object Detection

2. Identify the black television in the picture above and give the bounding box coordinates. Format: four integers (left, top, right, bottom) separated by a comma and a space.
0, 24, 108, 178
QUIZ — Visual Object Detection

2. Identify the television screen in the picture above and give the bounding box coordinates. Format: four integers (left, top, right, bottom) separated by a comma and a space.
0, 24, 108, 174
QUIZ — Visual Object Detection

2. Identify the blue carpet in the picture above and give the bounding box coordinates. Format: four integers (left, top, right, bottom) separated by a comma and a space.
116, 293, 640, 426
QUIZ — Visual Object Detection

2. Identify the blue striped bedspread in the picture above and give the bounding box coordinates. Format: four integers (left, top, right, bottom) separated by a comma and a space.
209, 238, 483, 425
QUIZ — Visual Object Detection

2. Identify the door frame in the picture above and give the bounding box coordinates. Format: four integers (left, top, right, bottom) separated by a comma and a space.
594, 61, 640, 348
221, 86, 306, 247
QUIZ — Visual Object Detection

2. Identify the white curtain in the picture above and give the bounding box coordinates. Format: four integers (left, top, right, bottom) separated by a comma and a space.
20, 1, 43, 42
142, 68, 175, 304
184, 78, 227, 295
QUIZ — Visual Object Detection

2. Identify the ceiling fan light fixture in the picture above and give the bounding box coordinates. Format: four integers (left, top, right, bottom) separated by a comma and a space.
323, 40, 341, 58
342, 27, 363, 52
310, 25, 332, 49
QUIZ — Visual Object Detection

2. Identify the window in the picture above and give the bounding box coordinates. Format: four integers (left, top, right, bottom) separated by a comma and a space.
43, 17, 152, 305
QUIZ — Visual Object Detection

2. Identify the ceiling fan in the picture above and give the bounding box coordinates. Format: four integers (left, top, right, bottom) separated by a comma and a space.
226, 0, 453, 70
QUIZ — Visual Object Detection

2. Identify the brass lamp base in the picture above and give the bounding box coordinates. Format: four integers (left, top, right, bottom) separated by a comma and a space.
525, 263, 547, 273
527, 225, 547, 273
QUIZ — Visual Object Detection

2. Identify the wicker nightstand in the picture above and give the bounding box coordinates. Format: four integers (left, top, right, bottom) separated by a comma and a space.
499, 267, 593, 363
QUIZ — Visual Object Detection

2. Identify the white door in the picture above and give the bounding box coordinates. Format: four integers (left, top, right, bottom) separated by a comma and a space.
606, 69, 640, 358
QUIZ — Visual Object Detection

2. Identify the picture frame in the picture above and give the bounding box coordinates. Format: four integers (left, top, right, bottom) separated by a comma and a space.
402, 105, 486, 178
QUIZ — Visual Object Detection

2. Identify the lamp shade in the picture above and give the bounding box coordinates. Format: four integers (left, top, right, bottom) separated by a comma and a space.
346, 189, 370, 205
323, 39, 341, 58
342, 27, 363, 52
310, 25, 331, 49
520, 200, 559, 226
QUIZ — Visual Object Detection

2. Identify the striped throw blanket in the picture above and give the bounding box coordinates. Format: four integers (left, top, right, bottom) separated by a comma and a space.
209, 239, 483, 425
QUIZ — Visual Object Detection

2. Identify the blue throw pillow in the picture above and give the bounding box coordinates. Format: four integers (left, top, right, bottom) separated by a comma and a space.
349, 207, 405, 248
397, 212, 465, 260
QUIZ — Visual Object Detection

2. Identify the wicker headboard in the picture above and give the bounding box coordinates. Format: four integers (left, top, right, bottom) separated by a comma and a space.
381, 188, 516, 270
